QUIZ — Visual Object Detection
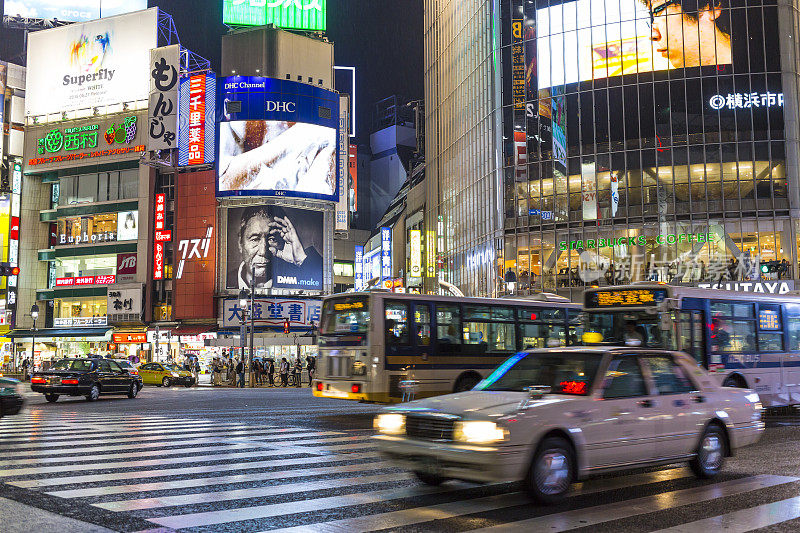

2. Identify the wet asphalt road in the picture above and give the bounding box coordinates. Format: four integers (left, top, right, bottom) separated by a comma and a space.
1, 385, 799, 532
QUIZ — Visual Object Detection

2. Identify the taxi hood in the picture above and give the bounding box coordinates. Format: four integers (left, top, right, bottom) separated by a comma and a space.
391, 390, 579, 418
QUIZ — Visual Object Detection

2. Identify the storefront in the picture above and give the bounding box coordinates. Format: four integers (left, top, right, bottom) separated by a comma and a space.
9, 328, 113, 369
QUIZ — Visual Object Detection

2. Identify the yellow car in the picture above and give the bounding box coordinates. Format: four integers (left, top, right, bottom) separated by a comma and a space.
137, 362, 196, 387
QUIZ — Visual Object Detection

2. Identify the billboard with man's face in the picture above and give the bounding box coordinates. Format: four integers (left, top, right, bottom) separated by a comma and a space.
218, 76, 340, 202
536, 0, 733, 88
226, 205, 324, 292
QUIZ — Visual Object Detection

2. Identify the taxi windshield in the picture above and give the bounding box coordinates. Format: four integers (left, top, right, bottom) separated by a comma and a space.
474, 351, 601, 395
51, 359, 94, 371
163, 364, 183, 372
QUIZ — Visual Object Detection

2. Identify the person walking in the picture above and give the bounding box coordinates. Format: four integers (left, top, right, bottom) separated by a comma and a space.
307, 355, 316, 387
254, 359, 262, 386
236, 359, 245, 388
279, 357, 289, 387
267, 358, 275, 387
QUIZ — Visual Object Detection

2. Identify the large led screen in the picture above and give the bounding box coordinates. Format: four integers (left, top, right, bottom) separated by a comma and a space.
223, 0, 326, 31
25, 8, 157, 117
226, 204, 324, 292
218, 76, 340, 202
219, 120, 336, 199
4, 1, 148, 23
536, 0, 732, 88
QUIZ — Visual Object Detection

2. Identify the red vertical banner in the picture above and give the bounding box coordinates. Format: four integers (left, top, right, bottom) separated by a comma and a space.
153, 193, 166, 280
188, 75, 206, 165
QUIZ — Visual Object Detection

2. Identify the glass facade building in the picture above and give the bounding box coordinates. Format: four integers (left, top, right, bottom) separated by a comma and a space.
426, 0, 800, 297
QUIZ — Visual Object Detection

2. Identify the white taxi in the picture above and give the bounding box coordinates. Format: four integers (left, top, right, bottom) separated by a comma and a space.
373, 348, 764, 503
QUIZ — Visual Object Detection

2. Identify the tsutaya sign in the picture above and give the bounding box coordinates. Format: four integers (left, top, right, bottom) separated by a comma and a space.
559, 232, 717, 251
698, 281, 795, 294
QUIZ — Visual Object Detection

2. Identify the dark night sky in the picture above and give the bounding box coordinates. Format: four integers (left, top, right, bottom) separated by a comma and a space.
0, 0, 423, 143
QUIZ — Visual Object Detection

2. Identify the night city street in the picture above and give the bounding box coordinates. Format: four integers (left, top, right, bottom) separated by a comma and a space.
1, 385, 800, 532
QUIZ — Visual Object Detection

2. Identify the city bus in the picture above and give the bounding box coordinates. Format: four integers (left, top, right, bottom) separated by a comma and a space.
313, 291, 580, 403
582, 283, 800, 407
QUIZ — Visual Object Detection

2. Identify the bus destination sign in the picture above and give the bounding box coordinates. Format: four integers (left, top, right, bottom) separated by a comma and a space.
586, 289, 668, 308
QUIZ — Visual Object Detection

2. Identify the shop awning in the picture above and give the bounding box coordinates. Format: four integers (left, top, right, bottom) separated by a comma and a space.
8, 328, 113, 342
148, 325, 216, 335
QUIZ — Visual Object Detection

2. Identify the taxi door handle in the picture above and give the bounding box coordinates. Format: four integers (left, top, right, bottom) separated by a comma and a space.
691, 395, 706, 403
637, 399, 654, 408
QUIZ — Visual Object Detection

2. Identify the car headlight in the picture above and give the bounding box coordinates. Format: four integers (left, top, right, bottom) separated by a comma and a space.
453, 421, 508, 444
374, 413, 406, 435
171, 373, 180, 377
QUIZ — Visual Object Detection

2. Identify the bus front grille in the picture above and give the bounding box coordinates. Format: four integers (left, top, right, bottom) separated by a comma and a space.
406, 415, 455, 441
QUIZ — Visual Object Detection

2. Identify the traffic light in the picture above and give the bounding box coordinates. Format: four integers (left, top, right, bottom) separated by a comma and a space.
283, 318, 290, 334
0, 263, 19, 277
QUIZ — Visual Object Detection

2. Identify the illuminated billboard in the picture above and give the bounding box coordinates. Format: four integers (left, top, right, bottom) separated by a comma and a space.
25, 8, 158, 117
225, 204, 323, 292
536, 0, 732, 88
178, 72, 217, 167
223, 0, 326, 31
4, 1, 148, 22
218, 76, 339, 202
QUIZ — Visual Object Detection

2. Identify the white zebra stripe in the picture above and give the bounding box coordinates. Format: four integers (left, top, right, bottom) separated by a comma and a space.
651, 495, 800, 533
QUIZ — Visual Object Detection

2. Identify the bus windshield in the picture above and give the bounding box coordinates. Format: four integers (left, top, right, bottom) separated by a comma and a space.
321, 297, 370, 335
584, 310, 673, 349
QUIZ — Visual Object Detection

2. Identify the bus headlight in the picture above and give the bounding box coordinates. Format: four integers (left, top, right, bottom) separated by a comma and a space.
453, 421, 508, 444
374, 413, 406, 435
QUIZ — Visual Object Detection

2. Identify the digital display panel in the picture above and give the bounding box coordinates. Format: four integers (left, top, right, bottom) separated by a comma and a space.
536, 0, 732, 88
218, 76, 339, 202
223, 0, 326, 31
4, 1, 148, 22
759, 309, 780, 330
585, 288, 668, 308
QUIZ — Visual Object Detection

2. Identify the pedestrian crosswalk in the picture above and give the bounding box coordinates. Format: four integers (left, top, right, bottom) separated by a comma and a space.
1, 411, 800, 532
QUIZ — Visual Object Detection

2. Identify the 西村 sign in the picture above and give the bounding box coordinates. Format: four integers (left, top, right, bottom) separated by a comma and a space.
223, 0, 327, 31
709, 92, 784, 110
559, 232, 716, 251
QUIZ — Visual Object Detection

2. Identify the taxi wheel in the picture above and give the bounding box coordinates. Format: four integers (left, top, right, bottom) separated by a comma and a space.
162, 377, 171, 387
127, 382, 139, 399
690, 424, 727, 479
44, 393, 59, 403
184, 383, 193, 388
413, 471, 448, 486
526, 436, 575, 504
85, 384, 100, 402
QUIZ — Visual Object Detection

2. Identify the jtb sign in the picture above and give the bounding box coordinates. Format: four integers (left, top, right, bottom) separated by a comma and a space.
223, 0, 327, 31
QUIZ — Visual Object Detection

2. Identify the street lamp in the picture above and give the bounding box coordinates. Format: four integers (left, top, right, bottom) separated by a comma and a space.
30, 303, 39, 378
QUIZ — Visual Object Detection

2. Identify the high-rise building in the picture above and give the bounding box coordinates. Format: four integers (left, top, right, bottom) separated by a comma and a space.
426, 0, 800, 298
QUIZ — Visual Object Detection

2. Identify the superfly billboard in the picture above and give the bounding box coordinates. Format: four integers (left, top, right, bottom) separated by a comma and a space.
4, 1, 148, 22
25, 8, 158, 117
218, 77, 339, 202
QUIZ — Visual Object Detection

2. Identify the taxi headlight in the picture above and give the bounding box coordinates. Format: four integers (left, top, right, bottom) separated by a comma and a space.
171, 372, 180, 378
374, 413, 406, 435
453, 421, 508, 444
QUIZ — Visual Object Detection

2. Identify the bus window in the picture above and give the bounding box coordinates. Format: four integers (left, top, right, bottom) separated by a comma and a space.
710, 302, 754, 318
787, 317, 800, 351
436, 305, 461, 353
464, 321, 515, 354
385, 302, 410, 347
464, 305, 491, 320
520, 323, 566, 349
414, 304, 432, 347
518, 308, 565, 322
710, 317, 756, 353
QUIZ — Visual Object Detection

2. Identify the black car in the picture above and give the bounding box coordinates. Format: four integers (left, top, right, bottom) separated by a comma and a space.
0, 376, 24, 417
31, 358, 143, 402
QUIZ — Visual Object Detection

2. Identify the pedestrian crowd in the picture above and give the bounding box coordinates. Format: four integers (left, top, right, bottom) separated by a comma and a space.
207, 354, 316, 388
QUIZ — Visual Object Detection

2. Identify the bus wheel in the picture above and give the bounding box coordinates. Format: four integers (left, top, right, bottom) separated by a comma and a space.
722, 375, 746, 388
453, 373, 481, 393
413, 471, 448, 486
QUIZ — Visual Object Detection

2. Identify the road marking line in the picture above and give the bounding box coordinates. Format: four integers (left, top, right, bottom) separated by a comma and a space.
46, 461, 399, 498
9, 452, 383, 488
94, 472, 413, 511
0, 423, 256, 444
268, 467, 692, 533
467, 475, 800, 532
651, 495, 800, 533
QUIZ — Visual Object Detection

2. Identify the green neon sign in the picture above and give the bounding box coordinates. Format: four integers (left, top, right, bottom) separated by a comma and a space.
223, 0, 327, 31
36, 117, 137, 155
559, 232, 717, 251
